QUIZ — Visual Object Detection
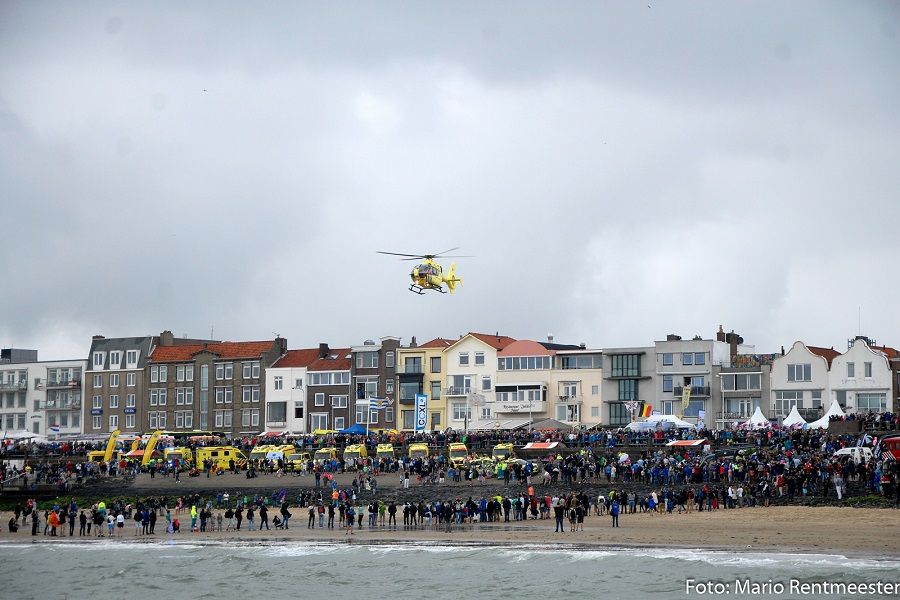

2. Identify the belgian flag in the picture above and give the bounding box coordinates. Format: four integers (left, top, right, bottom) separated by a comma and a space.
640, 403, 653, 418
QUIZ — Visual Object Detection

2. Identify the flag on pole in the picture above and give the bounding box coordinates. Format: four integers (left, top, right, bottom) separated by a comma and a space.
369, 397, 389, 410
640, 404, 652, 418
49, 426, 60, 433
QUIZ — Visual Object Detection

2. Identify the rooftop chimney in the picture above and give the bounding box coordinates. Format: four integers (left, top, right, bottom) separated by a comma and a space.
160, 330, 175, 346
716, 325, 726, 342
548, 334, 554, 343
410, 336, 417, 348
318, 343, 330, 359
666, 334, 682, 342
579, 342, 586, 349
92, 335, 105, 340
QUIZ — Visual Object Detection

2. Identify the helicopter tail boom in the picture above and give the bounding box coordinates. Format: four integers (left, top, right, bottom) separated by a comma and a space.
444, 262, 463, 294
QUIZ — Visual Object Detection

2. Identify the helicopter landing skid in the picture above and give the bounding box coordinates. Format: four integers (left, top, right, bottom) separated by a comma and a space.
409, 285, 426, 295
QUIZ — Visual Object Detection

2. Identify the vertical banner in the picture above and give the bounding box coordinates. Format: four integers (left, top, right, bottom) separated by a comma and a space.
414, 393, 428, 432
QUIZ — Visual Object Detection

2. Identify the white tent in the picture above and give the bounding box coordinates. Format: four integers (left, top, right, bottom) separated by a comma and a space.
0, 430, 43, 441
807, 399, 846, 430
626, 414, 694, 431
745, 406, 771, 430
781, 405, 808, 428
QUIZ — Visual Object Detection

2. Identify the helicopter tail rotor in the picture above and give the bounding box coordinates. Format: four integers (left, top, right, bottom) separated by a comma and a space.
445, 262, 463, 294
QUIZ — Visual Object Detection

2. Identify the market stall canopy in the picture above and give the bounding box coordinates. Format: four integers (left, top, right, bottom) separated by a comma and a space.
523, 442, 568, 451
807, 399, 846, 430
627, 414, 694, 431
781, 405, 808, 428
1, 430, 46, 441
338, 423, 368, 435
259, 431, 283, 438
666, 438, 708, 447
746, 407, 771, 430
529, 418, 574, 431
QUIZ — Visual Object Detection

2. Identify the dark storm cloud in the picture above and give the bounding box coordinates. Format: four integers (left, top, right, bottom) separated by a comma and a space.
0, 1, 898, 358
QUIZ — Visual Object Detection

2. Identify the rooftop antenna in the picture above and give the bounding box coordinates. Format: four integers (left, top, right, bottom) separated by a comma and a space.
210, 325, 214, 339
858, 306, 861, 336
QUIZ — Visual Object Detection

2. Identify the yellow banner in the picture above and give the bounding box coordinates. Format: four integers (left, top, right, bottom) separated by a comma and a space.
681, 386, 692, 412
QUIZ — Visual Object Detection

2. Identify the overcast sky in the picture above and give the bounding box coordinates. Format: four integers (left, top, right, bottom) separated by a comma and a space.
1, 2, 898, 361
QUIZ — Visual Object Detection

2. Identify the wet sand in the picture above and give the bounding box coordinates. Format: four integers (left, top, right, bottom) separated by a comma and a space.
4, 506, 899, 557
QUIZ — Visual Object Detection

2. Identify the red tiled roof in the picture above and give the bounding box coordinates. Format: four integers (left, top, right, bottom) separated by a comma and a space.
873, 345, 900, 359
498, 340, 554, 356
807, 345, 840, 368
468, 332, 517, 350
419, 337, 454, 349
150, 341, 275, 363
308, 348, 351, 371
273, 348, 323, 368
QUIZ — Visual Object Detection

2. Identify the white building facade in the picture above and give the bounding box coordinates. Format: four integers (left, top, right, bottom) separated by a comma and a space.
829, 337, 893, 414
770, 341, 832, 422
0, 355, 86, 436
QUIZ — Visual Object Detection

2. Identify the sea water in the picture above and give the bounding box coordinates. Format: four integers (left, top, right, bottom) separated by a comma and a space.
1, 541, 897, 600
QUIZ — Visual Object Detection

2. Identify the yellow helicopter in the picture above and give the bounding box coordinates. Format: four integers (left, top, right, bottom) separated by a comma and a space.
377, 247, 468, 295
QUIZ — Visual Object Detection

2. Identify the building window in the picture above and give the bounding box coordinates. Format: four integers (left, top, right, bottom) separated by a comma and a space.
662, 375, 673, 393
241, 409, 260, 428
126, 394, 136, 408
385, 352, 394, 368
430, 357, 441, 373
150, 365, 158, 383
126, 350, 137, 366
93, 352, 104, 368
474, 352, 485, 366
109, 373, 119, 387
267, 402, 287, 422
310, 413, 328, 430
159, 366, 168, 382
93, 374, 102, 388
481, 406, 492, 419
126, 372, 136, 387
295, 378, 303, 389
274, 376, 283, 390
847, 362, 855, 378
787, 364, 812, 382
215, 387, 232, 404
618, 379, 637, 401
109, 394, 119, 409
452, 403, 471, 421
811, 390, 822, 409
611, 354, 640, 377
430, 381, 441, 400
125, 414, 135, 429
92, 416, 102, 429
216, 363, 233, 380
775, 391, 803, 415
214, 410, 232, 428
109, 351, 121, 367
175, 410, 193, 429
332, 395, 348, 409
315, 393, 325, 407
682, 353, 693, 366
556, 404, 580, 423
385, 407, 394, 424
243, 361, 261, 379
591, 385, 599, 395
177, 365, 185, 382
591, 406, 600, 417
662, 353, 673, 366
864, 362, 872, 378
334, 417, 346, 430
109, 415, 118, 429
481, 376, 492, 391
386, 379, 394, 394
694, 353, 705, 365
356, 353, 378, 369
458, 353, 469, 366
92, 395, 102, 409
857, 393, 886, 411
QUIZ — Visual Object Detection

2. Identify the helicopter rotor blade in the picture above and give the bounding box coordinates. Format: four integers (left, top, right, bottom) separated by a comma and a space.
432, 247, 460, 257
377, 251, 427, 259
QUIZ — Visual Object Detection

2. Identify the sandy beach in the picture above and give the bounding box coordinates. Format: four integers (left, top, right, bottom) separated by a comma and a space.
4, 506, 898, 557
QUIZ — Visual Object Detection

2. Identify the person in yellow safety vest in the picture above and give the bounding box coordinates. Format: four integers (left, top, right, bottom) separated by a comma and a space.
190, 505, 198, 531
556, 453, 562, 461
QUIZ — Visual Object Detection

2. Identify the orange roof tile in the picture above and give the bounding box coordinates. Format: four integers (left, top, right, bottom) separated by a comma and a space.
808, 345, 840, 368
150, 341, 275, 363
468, 332, 517, 350
498, 340, 554, 356
273, 348, 323, 368
873, 345, 900, 359
308, 348, 351, 371
419, 337, 454, 349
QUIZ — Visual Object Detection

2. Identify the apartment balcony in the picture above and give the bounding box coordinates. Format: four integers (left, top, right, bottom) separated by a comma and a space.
445, 386, 471, 396
558, 395, 582, 404
0, 381, 27, 392
46, 378, 82, 390
395, 365, 424, 375
716, 410, 754, 421
38, 399, 82, 410
673, 386, 711, 397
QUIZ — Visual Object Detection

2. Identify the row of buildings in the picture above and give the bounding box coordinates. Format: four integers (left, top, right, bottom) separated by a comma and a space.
1, 326, 898, 438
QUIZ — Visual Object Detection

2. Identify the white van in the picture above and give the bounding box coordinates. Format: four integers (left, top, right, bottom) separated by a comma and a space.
832, 447, 873, 465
